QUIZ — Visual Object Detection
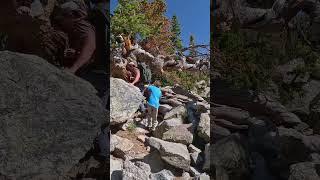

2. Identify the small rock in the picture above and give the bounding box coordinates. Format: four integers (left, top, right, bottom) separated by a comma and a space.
194, 173, 210, 180
197, 113, 210, 142
289, 162, 320, 180
164, 105, 187, 120
190, 152, 203, 167
159, 104, 173, 115
188, 144, 201, 153
110, 156, 123, 180
135, 127, 150, 134
110, 135, 120, 153
189, 167, 201, 176
182, 171, 191, 179
203, 144, 211, 171
123, 160, 151, 180
213, 106, 250, 125
137, 135, 146, 143
309, 153, 320, 162
212, 123, 231, 140
151, 169, 174, 180
113, 135, 134, 159
143, 150, 166, 173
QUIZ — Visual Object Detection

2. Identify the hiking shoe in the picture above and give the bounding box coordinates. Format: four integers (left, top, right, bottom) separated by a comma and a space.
150, 126, 156, 131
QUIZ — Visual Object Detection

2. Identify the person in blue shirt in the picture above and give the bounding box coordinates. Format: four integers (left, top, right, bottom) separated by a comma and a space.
145, 80, 162, 131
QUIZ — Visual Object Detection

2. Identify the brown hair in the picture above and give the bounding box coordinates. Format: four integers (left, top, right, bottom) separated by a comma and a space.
153, 80, 161, 87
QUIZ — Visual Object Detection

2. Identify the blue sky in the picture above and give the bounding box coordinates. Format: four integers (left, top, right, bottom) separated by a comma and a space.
110, 0, 210, 47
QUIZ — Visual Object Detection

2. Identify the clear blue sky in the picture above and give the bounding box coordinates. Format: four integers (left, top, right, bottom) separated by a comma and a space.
110, 0, 210, 47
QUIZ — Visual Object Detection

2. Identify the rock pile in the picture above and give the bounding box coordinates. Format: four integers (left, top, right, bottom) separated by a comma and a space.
110, 78, 211, 179
212, 78, 320, 180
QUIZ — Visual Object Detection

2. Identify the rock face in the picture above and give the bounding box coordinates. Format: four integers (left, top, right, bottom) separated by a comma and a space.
110, 78, 144, 125
0, 51, 106, 178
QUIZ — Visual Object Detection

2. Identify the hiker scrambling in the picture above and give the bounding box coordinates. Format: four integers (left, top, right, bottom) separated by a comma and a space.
145, 80, 162, 131
126, 62, 141, 85
53, 0, 96, 74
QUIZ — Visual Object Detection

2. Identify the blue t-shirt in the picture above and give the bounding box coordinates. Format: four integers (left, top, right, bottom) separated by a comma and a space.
147, 85, 162, 109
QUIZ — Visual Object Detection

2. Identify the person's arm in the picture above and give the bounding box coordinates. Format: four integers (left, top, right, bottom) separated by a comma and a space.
67, 27, 96, 74
130, 68, 140, 85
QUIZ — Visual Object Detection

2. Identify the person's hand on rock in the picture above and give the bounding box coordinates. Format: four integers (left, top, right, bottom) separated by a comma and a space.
65, 66, 77, 74
17, 6, 31, 16
64, 48, 76, 59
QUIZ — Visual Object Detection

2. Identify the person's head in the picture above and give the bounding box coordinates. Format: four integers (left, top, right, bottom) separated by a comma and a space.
153, 80, 161, 87
127, 62, 137, 70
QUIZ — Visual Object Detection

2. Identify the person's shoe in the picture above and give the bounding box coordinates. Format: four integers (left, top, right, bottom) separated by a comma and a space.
150, 126, 156, 131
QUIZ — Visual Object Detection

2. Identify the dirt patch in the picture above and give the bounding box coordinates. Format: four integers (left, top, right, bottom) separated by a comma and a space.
116, 130, 150, 160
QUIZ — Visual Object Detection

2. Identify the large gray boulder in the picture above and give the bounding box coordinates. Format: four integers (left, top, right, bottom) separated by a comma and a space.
274, 58, 309, 85
278, 127, 320, 164
212, 135, 250, 179
164, 105, 187, 120
0, 51, 106, 178
153, 118, 184, 139
285, 80, 320, 119
147, 137, 191, 171
162, 124, 194, 145
110, 78, 144, 125
289, 162, 320, 180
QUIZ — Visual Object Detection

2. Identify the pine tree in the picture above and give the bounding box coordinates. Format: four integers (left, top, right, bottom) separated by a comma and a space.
140, 0, 173, 54
111, 0, 151, 42
171, 15, 183, 51
189, 34, 197, 57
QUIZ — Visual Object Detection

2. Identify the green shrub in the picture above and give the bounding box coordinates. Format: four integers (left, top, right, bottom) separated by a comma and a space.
155, 70, 209, 91
126, 122, 137, 133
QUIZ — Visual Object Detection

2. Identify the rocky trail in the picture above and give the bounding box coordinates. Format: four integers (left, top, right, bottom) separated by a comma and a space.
110, 77, 211, 180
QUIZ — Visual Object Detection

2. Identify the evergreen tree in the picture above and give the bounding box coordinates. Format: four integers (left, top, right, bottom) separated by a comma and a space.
189, 34, 197, 57
140, 0, 173, 54
111, 0, 152, 42
171, 15, 183, 51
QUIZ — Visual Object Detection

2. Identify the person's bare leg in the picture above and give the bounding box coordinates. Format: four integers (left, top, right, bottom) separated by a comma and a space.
147, 104, 152, 128
151, 106, 158, 131
67, 27, 96, 74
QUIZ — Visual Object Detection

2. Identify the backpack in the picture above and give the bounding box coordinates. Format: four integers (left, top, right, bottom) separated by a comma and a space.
138, 62, 152, 84
143, 87, 151, 101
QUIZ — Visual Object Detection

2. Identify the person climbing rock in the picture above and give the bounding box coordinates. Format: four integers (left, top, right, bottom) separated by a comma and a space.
77, 0, 109, 100
0, 0, 69, 64
126, 62, 140, 85
136, 62, 152, 114
137, 61, 152, 87
52, 0, 96, 74
146, 80, 162, 131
